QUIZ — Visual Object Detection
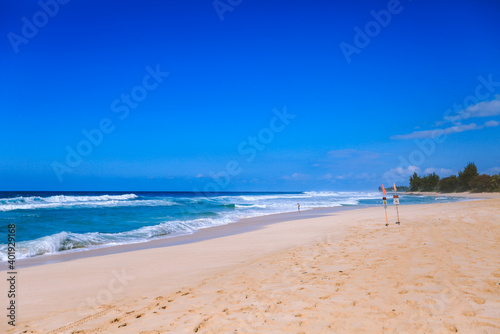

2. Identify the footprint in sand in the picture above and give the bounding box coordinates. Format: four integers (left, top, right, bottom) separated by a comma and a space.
444, 323, 458, 332
471, 296, 485, 304
463, 310, 476, 317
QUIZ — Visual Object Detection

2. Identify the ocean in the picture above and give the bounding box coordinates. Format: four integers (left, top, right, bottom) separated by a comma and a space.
0, 191, 463, 261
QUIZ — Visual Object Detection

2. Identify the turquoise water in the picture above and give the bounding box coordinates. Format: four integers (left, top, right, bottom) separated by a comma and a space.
0, 191, 462, 261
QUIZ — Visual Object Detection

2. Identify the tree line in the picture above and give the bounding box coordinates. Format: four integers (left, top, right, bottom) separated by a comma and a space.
409, 162, 500, 193
377, 185, 410, 192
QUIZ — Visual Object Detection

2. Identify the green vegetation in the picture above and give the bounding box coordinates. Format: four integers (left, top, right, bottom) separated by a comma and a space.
406, 162, 500, 193
409, 172, 439, 191
437, 175, 458, 193
457, 162, 478, 191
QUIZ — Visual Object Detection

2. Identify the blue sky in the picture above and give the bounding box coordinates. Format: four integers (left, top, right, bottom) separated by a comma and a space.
1, 0, 499, 191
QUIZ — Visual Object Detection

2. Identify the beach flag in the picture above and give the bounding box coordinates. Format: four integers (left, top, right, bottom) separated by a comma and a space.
382, 184, 386, 195
393, 183, 397, 192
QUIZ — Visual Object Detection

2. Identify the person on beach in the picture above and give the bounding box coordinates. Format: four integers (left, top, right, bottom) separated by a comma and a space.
297, 203, 300, 213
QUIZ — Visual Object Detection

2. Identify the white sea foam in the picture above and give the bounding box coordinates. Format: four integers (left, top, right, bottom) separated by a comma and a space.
238, 194, 312, 201
0, 194, 178, 211
0, 191, 448, 261
0, 215, 240, 261
235, 204, 267, 209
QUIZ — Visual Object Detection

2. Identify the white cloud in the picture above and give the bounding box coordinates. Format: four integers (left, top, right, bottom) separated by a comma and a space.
355, 172, 377, 180
423, 168, 454, 176
390, 122, 490, 140
485, 120, 499, 127
383, 165, 420, 182
482, 167, 500, 175
328, 149, 380, 160
392, 95, 500, 140
317, 172, 376, 182
335, 173, 353, 180
445, 95, 500, 123
195, 174, 204, 178
282, 173, 310, 181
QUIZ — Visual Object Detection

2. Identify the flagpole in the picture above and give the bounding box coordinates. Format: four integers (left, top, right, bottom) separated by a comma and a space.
384, 203, 389, 227
393, 183, 400, 225
382, 184, 388, 227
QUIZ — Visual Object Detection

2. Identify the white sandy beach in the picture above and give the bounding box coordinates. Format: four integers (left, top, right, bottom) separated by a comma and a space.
2, 196, 500, 333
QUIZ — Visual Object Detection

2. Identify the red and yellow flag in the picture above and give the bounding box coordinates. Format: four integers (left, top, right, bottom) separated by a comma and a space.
393, 183, 397, 192
382, 184, 386, 195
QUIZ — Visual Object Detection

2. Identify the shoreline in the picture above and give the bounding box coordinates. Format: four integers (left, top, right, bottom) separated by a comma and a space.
405, 191, 500, 198
6, 192, 486, 269
2, 197, 499, 332
0, 192, 494, 272
9, 206, 355, 269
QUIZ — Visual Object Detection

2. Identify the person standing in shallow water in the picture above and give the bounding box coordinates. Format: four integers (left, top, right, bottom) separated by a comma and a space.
297, 203, 300, 213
